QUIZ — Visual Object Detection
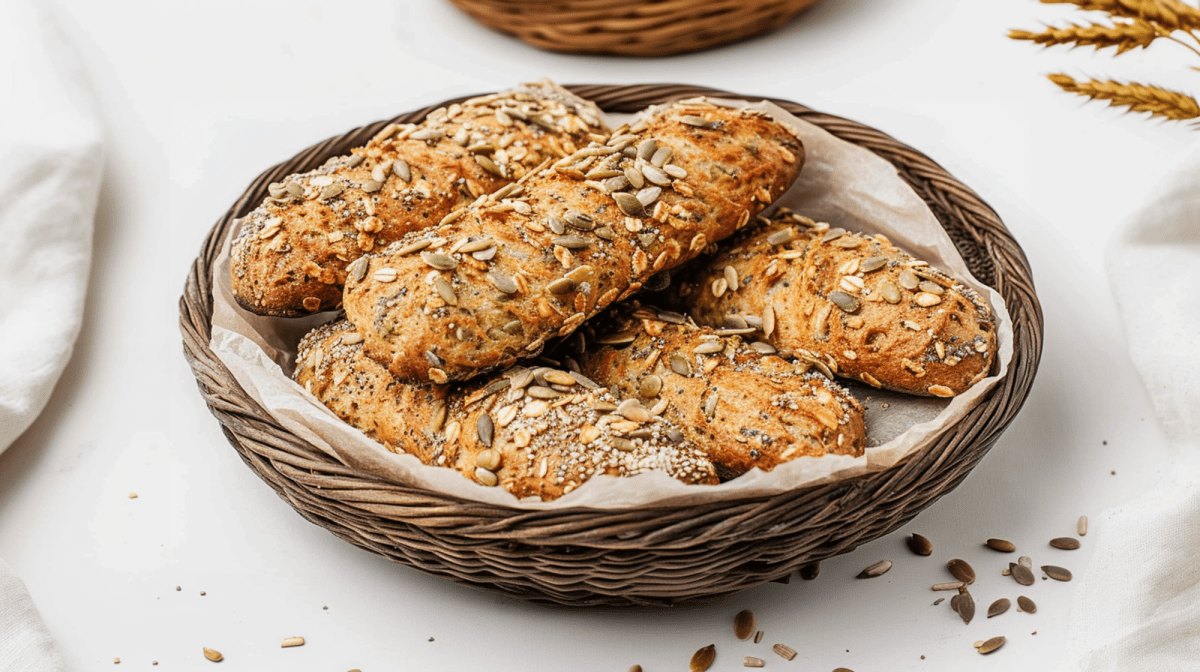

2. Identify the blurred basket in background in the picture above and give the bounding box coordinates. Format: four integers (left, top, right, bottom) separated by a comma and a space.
445, 0, 825, 56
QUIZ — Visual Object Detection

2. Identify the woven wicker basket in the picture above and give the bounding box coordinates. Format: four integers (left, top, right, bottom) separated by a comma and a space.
446, 0, 824, 56
180, 84, 1043, 607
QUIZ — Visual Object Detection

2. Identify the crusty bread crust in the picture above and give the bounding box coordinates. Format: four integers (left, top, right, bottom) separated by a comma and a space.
680, 210, 997, 397
294, 319, 718, 501
342, 101, 804, 384
575, 304, 865, 480
231, 81, 608, 316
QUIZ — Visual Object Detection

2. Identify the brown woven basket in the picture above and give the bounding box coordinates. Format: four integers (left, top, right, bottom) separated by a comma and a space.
446, 0, 824, 56
180, 84, 1043, 607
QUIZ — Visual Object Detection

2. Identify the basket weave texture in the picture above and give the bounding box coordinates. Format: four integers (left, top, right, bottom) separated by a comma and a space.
180, 84, 1043, 607
446, 0, 824, 56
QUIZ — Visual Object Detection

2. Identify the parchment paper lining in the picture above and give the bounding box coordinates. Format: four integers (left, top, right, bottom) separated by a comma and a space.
208, 97, 1013, 510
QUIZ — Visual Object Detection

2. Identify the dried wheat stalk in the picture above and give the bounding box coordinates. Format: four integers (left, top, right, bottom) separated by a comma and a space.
1049, 74, 1200, 120
1009, 18, 1159, 54
1039, 0, 1200, 32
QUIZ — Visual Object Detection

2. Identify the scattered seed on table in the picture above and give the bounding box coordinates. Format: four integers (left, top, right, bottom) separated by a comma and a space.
734, 610, 756, 640
690, 644, 716, 672
1050, 537, 1081, 550
958, 591, 976, 625
1018, 595, 1037, 613
754, 631, 764, 644
203, 648, 223, 663
1012, 564, 1035, 586
932, 581, 965, 591
857, 560, 892, 578
978, 636, 1006, 655
947, 559, 976, 584
908, 533, 933, 556
743, 657, 765, 668
800, 561, 820, 580
1043, 565, 1073, 581
281, 636, 305, 648
986, 538, 1016, 552
988, 598, 1011, 618
773, 643, 798, 661
1078, 516, 1089, 536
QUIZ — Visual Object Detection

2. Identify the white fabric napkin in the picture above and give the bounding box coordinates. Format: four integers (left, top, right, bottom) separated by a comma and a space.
1064, 145, 1200, 670
0, 0, 104, 669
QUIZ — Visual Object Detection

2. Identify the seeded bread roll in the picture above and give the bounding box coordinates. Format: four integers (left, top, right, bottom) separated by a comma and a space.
294, 319, 718, 501
342, 101, 804, 384
230, 80, 608, 317
572, 304, 865, 481
680, 210, 997, 397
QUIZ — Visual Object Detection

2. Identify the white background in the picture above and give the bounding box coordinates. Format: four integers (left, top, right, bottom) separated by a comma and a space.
0, 0, 1190, 669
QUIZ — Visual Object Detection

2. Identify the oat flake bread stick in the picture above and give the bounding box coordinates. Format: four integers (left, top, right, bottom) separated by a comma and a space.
294, 319, 718, 501
230, 80, 608, 316
343, 101, 805, 384
572, 303, 864, 481
681, 210, 997, 397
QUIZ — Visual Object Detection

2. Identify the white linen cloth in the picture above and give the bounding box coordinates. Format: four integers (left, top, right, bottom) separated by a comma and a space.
1064, 145, 1200, 670
0, 0, 104, 669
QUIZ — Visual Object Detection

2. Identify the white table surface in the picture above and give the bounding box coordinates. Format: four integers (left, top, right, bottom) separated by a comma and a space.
0, 0, 1189, 669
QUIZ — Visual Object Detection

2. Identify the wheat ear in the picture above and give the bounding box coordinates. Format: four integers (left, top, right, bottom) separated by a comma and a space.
1049, 73, 1200, 120
1039, 0, 1200, 32
1010, 19, 1160, 54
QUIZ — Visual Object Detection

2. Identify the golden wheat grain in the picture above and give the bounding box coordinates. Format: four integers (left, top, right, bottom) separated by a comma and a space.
1039, 0, 1200, 32
1049, 73, 1200, 120
1010, 19, 1160, 53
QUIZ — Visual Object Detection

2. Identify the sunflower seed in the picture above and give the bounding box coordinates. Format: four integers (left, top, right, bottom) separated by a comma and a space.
488, 272, 518, 294
703, 393, 719, 419
879, 280, 902, 304
361, 179, 383, 193
948, 559, 976, 584
958, 591, 976, 624
750, 342, 777, 354
1050, 537, 1081, 550
319, 182, 345, 200
988, 598, 1011, 618
475, 413, 494, 447
916, 292, 942, 307
1011, 564, 1035, 586
680, 115, 717, 129
410, 128, 444, 141
766, 228, 794, 246
651, 146, 673, 167
595, 226, 617, 241
564, 211, 595, 230
1018, 595, 1037, 613
772, 644, 797, 661
636, 138, 657, 160
546, 277, 577, 294
604, 175, 631, 193
1078, 515, 1088, 536
475, 154, 503, 177
1019, 555, 1033, 569
393, 160, 411, 182
472, 246, 497, 261
420, 251, 457, 270
763, 305, 776, 338
613, 192, 647, 217
624, 166, 644, 189
547, 216, 566, 235
1042, 565, 1073, 581
908, 533, 933, 556
932, 582, 965, 591
617, 399, 653, 423
829, 290, 860, 313
857, 559, 892, 578
743, 657, 764, 668
821, 227, 846, 243
641, 164, 672, 186
346, 256, 369, 283
203, 648, 223, 662
663, 163, 688, 179
657, 310, 686, 324
918, 280, 945, 295
690, 644, 716, 672
526, 386, 561, 399
978, 636, 1005, 655
899, 269, 920, 290
987, 538, 1016, 553
458, 237, 495, 254
724, 314, 749, 330
669, 353, 692, 376
433, 277, 457, 305
800, 561, 820, 580
694, 341, 724, 355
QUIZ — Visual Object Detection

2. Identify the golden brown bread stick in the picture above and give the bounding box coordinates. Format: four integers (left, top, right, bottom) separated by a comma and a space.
294, 319, 717, 500
573, 303, 865, 481
343, 101, 804, 384
680, 210, 997, 396
231, 80, 608, 316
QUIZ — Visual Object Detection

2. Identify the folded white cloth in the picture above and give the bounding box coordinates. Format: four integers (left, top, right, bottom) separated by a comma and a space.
0, 1, 104, 669
1064, 144, 1200, 670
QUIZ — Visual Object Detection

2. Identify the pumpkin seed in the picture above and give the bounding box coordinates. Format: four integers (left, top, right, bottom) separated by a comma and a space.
908, 533, 934, 556
857, 559, 892, 578
734, 610, 756, 640
918, 280, 945, 295
641, 164, 672, 186
947, 559, 976, 584
488, 272, 518, 295
476, 413, 494, 447
988, 598, 1011, 618
639, 374, 663, 398
680, 115, 717, 129
860, 256, 889, 273
1042, 565, 1073, 581
978, 636, 1005, 655
689, 644, 716, 672
829, 290, 859, 313
474, 467, 498, 487
1018, 595, 1037, 613
420, 250, 457, 270
879, 280, 902, 304
799, 561, 820, 580
1050, 537, 1081, 550
899, 269, 920, 290
663, 163, 687, 179
613, 192, 647, 217
546, 277, 577, 294
624, 166, 644, 189
669, 353, 692, 376
987, 538, 1016, 553
203, 648, 223, 662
